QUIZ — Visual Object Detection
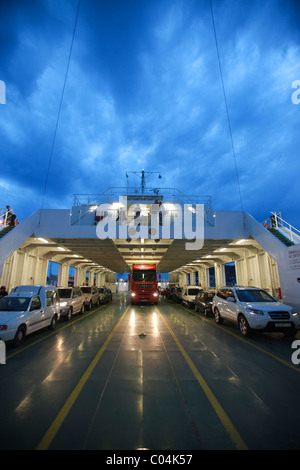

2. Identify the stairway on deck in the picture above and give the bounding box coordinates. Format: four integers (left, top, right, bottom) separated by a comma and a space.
0, 226, 14, 239
268, 228, 295, 246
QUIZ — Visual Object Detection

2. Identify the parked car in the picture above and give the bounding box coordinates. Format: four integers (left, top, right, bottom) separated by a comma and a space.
181, 285, 203, 308
98, 287, 110, 304
106, 288, 112, 301
57, 286, 85, 321
194, 291, 215, 316
160, 288, 169, 297
172, 287, 182, 303
212, 286, 300, 337
0, 285, 60, 346
80, 286, 100, 309
166, 287, 175, 300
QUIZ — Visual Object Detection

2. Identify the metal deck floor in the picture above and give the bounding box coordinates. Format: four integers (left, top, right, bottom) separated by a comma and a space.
0, 293, 299, 450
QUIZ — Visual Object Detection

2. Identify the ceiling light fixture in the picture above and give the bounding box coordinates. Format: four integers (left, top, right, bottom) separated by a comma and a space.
37, 238, 48, 243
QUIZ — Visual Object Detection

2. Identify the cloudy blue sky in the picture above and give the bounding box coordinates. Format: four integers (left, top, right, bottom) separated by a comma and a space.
0, 0, 299, 229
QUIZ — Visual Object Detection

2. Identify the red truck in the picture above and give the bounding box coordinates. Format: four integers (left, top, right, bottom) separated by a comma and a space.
130, 264, 158, 304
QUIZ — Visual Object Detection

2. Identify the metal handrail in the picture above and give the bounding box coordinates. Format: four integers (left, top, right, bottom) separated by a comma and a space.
73, 187, 213, 208
262, 211, 300, 243
0, 208, 21, 230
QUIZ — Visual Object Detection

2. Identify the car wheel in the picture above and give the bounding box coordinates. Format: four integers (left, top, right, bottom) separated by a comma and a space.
194, 304, 198, 312
66, 308, 72, 321
13, 325, 26, 347
80, 303, 85, 314
238, 314, 251, 337
214, 308, 223, 324
284, 327, 297, 337
204, 308, 209, 317
49, 315, 57, 330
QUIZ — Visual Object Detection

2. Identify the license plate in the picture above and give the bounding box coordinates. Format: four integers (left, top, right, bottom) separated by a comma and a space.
275, 323, 291, 328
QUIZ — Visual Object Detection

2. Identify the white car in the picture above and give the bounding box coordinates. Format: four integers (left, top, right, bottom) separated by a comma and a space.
57, 286, 85, 320
0, 285, 60, 346
80, 286, 100, 309
181, 285, 203, 308
212, 286, 300, 337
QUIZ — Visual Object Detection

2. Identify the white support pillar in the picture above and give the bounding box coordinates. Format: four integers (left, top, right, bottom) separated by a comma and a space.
86, 271, 92, 286
235, 258, 247, 286
35, 257, 48, 285
214, 263, 225, 290
76, 267, 86, 287
57, 264, 69, 287
198, 267, 207, 288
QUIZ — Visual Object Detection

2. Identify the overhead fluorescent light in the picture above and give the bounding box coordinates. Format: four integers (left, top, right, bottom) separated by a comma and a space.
37, 238, 48, 243
163, 203, 176, 210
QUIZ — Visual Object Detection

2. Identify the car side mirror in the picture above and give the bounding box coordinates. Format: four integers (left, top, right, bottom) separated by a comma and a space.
227, 297, 236, 302
73, 294, 78, 298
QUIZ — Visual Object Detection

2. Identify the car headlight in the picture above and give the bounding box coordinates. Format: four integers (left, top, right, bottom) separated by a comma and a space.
153, 292, 158, 297
246, 308, 264, 316
291, 309, 299, 317
60, 301, 68, 307
131, 292, 136, 297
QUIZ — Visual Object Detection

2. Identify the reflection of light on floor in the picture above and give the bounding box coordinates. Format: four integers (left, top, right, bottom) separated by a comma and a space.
137, 349, 143, 416
15, 395, 32, 418
129, 311, 136, 333
152, 312, 159, 334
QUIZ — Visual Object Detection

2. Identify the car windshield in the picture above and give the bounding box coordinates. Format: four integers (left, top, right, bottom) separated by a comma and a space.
81, 287, 92, 293
58, 289, 72, 299
0, 297, 30, 311
206, 293, 215, 299
236, 289, 276, 302
188, 289, 200, 295
133, 270, 156, 282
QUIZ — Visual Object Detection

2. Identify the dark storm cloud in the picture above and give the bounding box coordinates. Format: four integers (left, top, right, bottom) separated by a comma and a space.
0, 0, 299, 230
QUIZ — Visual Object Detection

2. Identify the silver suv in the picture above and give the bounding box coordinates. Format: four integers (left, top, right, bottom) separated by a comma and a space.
212, 286, 299, 337
57, 287, 85, 321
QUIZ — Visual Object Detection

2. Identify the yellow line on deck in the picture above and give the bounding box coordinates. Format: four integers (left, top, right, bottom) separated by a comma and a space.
36, 305, 130, 450
156, 306, 248, 451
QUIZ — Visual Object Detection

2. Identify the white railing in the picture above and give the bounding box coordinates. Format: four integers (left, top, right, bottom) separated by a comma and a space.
0, 208, 8, 229
73, 187, 213, 208
262, 211, 300, 243
0, 208, 21, 232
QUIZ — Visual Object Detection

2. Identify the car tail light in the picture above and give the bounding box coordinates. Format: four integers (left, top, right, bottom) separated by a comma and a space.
0, 325, 8, 330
